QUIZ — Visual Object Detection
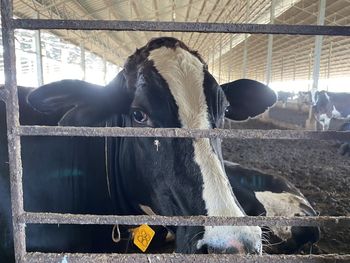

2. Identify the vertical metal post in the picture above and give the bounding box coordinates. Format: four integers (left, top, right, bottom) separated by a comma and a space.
1, 0, 27, 262
307, 0, 326, 130
262, 0, 275, 121
242, 35, 248, 78
80, 43, 86, 81
34, 13, 44, 86
326, 42, 332, 91
308, 50, 312, 90
311, 0, 326, 101
219, 35, 222, 83
266, 0, 275, 85
228, 35, 233, 81
242, 0, 250, 78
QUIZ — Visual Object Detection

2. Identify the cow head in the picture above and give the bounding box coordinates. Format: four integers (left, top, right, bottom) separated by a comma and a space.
28, 37, 276, 254
312, 91, 333, 130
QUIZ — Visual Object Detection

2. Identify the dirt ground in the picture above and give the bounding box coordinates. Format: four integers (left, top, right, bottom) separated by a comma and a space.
223, 117, 350, 254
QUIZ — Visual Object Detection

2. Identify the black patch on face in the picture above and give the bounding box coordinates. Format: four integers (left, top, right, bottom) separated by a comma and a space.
132, 61, 181, 128
202, 71, 228, 129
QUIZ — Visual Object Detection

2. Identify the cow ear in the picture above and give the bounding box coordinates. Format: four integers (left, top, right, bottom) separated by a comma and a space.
221, 79, 276, 121
27, 71, 131, 126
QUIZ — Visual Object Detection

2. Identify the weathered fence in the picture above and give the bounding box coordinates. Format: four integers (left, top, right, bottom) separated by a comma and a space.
1, 0, 350, 262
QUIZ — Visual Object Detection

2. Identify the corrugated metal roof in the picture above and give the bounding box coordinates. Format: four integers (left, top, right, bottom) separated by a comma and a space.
12, 0, 350, 84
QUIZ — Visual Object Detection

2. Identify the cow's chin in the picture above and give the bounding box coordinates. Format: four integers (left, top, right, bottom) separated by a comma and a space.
174, 226, 262, 255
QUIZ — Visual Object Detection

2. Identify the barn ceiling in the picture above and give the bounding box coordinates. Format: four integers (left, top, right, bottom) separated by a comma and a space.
12, 0, 350, 84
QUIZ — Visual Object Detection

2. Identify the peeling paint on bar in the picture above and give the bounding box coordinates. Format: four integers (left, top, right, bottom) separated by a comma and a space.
19, 125, 350, 141
21, 212, 350, 228
12, 19, 350, 36
23, 252, 350, 263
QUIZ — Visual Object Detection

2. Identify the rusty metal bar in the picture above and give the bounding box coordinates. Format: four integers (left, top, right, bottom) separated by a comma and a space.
23, 252, 350, 263
22, 212, 350, 227
1, 0, 27, 261
19, 125, 350, 141
12, 19, 350, 36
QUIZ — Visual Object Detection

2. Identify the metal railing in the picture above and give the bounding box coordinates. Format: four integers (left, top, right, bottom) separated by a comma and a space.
1, 0, 350, 262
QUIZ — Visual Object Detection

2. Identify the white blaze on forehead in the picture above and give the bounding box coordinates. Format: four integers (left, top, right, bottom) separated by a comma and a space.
148, 46, 243, 217
149, 46, 261, 250
148, 46, 207, 129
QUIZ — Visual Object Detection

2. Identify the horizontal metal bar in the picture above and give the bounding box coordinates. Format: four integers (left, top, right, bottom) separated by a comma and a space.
0, 88, 9, 102
21, 212, 350, 227
23, 252, 350, 263
18, 126, 350, 141
11, 19, 350, 36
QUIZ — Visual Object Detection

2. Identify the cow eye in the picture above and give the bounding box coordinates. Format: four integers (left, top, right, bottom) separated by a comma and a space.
132, 110, 148, 123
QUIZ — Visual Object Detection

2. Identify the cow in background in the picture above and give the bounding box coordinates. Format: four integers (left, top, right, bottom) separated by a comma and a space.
313, 90, 350, 156
313, 90, 350, 131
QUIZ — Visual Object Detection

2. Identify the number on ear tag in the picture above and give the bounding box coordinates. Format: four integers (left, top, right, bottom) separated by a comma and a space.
133, 224, 155, 252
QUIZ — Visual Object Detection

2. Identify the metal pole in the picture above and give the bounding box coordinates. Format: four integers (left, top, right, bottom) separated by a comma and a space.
266, 0, 275, 85
326, 42, 332, 91
311, 0, 326, 101
80, 43, 86, 81
34, 12, 44, 86
242, 0, 250, 78
228, 35, 233, 81
10, 19, 350, 36
219, 35, 222, 83
242, 35, 248, 78
1, 0, 27, 261
308, 50, 312, 90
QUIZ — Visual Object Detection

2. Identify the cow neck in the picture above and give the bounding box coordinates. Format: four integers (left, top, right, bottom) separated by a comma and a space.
105, 115, 136, 215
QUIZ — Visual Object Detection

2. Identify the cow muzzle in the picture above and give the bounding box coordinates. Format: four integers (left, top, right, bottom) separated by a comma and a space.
197, 226, 262, 255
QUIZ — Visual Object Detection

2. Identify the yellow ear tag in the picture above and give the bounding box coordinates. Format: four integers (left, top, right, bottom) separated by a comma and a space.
133, 224, 155, 252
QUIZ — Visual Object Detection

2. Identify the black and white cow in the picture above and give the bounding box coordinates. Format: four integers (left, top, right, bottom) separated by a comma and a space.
313, 90, 350, 131
0, 37, 317, 260
225, 161, 320, 254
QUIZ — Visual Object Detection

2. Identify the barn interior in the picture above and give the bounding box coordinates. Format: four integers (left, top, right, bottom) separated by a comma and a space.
1, 0, 350, 258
